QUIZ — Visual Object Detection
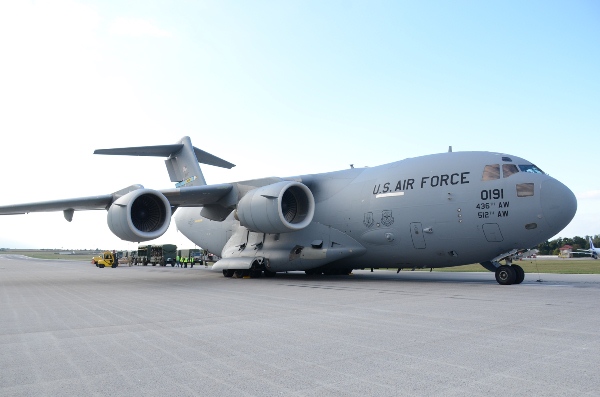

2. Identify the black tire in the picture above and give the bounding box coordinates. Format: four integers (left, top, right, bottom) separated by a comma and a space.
223, 269, 234, 278
512, 264, 525, 284
495, 265, 516, 285
111, 264, 117, 268
263, 270, 276, 278
99, 264, 105, 268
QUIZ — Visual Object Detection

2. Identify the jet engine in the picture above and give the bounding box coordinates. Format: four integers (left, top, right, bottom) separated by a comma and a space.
236, 181, 315, 234
107, 189, 171, 242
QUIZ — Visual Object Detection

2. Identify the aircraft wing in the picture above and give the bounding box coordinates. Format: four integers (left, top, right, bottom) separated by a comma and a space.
161, 183, 234, 207
0, 195, 115, 215
0, 183, 234, 217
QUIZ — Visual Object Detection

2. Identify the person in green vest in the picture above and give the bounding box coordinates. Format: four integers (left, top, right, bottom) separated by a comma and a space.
176, 255, 181, 267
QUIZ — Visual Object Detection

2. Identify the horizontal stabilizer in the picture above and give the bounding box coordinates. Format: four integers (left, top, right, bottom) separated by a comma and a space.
94, 143, 235, 169
94, 144, 182, 157
193, 147, 235, 169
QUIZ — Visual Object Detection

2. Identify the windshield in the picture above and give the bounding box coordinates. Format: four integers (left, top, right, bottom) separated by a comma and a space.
518, 164, 545, 174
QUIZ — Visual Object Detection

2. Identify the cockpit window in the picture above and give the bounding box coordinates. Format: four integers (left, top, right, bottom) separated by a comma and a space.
518, 164, 545, 174
482, 164, 500, 181
503, 164, 519, 178
516, 183, 534, 197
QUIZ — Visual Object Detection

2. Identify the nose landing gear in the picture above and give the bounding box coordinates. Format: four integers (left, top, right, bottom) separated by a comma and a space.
494, 264, 525, 285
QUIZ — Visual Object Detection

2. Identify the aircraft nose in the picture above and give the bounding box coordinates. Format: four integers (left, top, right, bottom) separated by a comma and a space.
540, 179, 577, 232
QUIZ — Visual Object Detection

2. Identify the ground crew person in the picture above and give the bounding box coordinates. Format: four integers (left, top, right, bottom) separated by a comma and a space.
176, 255, 180, 267
183, 256, 188, 268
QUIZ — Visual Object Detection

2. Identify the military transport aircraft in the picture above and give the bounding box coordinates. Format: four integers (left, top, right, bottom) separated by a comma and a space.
577, 237, 599, 259
0, 136, 577, 285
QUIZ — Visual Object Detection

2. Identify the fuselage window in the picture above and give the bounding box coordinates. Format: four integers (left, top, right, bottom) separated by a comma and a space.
519, 164, 545, 174
482, 164, 500, 181
516, 183, 534, 197
502, 164, 519, 178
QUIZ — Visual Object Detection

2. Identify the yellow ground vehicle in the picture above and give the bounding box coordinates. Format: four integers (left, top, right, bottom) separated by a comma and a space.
92, 251, 117, 268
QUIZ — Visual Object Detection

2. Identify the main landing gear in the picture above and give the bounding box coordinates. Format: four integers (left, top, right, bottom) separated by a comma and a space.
221, 259, 273, 279
495, 264, 525, 285
481, 254, 525, 285
222, 269, 266, 278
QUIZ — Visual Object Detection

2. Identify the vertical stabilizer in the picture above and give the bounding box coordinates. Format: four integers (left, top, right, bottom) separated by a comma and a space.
165, 137, 206, 187
94, 136, 235, 188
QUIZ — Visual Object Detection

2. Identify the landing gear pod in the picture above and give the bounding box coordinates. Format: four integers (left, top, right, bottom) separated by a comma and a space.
107, 189, 171, 242
236, 181, 315, 234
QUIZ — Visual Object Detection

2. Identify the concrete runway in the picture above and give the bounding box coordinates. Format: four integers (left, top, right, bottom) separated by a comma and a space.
1, 255, 599, 397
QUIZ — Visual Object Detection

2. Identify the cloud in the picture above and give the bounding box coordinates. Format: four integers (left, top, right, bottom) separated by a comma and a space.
577, 190, 600, 200
109, 17, 173, 38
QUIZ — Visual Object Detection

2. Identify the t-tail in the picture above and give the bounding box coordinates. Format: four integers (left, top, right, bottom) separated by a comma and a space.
94, 136, 235, 187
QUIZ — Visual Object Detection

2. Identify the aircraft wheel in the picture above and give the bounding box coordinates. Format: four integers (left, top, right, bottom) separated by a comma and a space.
495, 265, 516, 285
249, 269, 262, 278
263, 270, 276, 278
223, 269, 234, 277
233, 270, 246, 278
512, 264, 525, 284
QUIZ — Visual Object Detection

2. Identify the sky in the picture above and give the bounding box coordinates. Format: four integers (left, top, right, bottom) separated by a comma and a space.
0, 0, 598, 250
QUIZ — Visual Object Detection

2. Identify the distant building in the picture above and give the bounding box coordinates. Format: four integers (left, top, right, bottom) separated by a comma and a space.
559, 245, 573, 258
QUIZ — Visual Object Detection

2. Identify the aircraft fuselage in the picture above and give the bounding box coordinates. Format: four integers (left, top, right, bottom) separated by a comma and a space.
175, 151, 576, 273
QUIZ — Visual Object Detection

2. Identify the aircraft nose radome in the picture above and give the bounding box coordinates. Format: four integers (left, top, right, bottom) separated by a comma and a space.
540, 179, 577, 233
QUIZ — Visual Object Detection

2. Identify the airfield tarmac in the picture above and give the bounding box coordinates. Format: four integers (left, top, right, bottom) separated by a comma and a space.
1, 255, 599, 397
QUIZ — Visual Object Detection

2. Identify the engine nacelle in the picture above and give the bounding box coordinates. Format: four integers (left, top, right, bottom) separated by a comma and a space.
107, 189, 171, 242
236, 181, 315, 234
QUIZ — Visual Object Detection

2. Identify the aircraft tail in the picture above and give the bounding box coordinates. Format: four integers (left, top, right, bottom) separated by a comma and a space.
591, 237, 596, 251
94, 136, 235, 188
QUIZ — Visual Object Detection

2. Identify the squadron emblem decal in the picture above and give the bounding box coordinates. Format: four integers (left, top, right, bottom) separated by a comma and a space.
381, 210, 394, 227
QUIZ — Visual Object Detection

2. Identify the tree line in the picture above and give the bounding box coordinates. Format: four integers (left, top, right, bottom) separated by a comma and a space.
536, 234, 600, 255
